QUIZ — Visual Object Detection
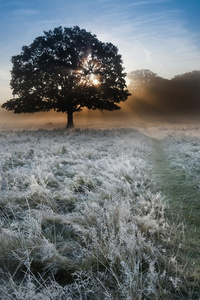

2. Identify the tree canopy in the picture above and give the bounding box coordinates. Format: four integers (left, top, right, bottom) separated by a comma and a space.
127, 69, 158, 92
2, 26, 130, 128
172, 70, 200, 89
127, 69, 200, 117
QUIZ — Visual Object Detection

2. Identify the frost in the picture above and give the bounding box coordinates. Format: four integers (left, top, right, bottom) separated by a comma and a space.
0, 126, 196, 299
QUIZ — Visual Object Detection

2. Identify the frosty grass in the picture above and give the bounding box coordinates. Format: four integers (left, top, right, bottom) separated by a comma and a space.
0, 124, 199, 299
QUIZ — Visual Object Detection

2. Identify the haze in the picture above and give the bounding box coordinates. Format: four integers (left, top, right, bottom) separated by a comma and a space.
0, 0, 200, 129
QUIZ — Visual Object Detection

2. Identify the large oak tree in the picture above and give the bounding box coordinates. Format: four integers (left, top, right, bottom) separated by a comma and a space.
2, 26, 130, 128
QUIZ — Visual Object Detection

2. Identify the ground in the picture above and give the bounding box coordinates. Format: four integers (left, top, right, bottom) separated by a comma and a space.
0, 121, 199, 299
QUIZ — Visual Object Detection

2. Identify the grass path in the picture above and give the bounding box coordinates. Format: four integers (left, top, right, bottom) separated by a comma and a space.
146, 133, 200, 292
1, 127, 200, 299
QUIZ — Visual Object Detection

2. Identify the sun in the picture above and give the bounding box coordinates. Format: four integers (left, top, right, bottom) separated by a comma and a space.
76, 54, 101, 87
88, 73, 100, 86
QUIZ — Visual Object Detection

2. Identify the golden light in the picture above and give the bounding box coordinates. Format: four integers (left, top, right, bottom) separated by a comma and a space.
77, 54, 101, 87
89, 74, 100, 86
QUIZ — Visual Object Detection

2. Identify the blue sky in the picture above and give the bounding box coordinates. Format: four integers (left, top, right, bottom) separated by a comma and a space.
0, 0, 200, 103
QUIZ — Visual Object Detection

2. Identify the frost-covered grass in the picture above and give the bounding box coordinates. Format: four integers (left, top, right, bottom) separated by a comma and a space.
148, 124, 200, 286
0, 126, 199, 299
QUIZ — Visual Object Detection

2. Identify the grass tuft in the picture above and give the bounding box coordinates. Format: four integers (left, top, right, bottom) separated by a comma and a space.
0, 127, 199, 299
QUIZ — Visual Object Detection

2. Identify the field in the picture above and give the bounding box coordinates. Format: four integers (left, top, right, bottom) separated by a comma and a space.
0, 122, 200, 299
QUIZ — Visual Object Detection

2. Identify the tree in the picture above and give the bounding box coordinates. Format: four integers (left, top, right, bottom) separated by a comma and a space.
2, 26, 130, 128
127, 69, 158, 93
171, 70, 200, 112
172, 70, 200, 88
127, 69, 200, 117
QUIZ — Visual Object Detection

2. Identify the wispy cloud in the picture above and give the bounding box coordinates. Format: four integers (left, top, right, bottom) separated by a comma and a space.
12, 8, 39, 16
84, 5, 200, 78
128, 0, 171, 6
0, 0, 200, 103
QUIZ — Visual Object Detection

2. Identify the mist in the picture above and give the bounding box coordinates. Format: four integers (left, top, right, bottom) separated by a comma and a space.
0, 105, 141, 131
127, 70, 200, 121
1, 69, 200, 130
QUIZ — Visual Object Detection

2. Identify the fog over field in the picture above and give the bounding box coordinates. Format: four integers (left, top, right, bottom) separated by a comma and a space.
0, 105, 139, 131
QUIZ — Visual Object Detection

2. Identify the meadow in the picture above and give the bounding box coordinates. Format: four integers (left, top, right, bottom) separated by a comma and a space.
0, 122, 200, 299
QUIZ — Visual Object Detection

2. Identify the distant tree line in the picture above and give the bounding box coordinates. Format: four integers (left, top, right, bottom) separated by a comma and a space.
127, 69, 200, 117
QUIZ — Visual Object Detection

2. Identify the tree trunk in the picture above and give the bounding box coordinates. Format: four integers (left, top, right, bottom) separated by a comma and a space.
66, 110, 74, 129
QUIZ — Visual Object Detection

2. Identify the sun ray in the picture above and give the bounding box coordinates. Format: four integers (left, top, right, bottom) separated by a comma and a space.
76, 54, 101, 87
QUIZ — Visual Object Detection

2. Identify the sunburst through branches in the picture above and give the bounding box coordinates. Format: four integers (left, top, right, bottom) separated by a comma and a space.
76, 54, 102, 87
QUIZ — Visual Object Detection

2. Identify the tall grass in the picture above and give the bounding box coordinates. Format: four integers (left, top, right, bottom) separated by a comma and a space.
0, 127, 198, 299
150, 130, 200, 290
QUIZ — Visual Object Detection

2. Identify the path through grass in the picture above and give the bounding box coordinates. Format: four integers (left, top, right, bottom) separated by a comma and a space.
0, 127, 200, 299
149, 135, 200, 295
